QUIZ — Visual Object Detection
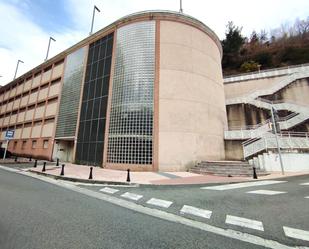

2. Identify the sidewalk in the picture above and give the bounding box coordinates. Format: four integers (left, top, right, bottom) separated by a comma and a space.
28, 162, 309, 186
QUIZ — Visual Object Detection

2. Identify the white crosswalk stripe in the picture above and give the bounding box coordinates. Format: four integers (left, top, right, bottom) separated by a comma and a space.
180, 205, 212, 219
225, 215, 264, 231
99, 187, 119, 194
300, 182, 309, 185
283, 226, 309, 241
146, 198, 173, 208
246, 190, 286, 195
305, 196, 309, 199
121, 192, 143, 201
201, 180, 287, 191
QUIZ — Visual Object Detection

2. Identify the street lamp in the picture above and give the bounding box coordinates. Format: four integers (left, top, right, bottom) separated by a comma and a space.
13, 59, 24, 80
89, 5, 101, 35
270, 105, 285, 175
179, 0, 183, 13
45, 36, 56, 61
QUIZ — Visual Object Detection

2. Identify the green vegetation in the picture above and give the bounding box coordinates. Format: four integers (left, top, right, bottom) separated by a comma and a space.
221, 17, 309, 75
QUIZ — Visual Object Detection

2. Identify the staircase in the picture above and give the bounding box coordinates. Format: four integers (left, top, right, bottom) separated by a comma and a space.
190, 161, 269, 177
225, 69, 309, 141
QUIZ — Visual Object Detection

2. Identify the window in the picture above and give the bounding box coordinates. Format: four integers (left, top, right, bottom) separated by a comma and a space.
75, 33, 114, 166
32, 140, 37, 149
13, 141, 17, 149
22, 140, 27, 149
43, 139, 49, 149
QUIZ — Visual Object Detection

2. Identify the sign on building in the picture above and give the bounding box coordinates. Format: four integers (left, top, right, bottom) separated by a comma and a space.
5, 130, 15, 140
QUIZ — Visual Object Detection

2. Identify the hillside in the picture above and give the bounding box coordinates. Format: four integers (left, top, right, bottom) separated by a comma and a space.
222, 18, 309, 76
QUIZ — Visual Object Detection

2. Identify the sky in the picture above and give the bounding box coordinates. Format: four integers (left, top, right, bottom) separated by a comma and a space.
0, 0, 308, 85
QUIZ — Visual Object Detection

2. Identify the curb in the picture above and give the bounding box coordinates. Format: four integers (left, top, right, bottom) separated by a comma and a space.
29, 170, 138, 186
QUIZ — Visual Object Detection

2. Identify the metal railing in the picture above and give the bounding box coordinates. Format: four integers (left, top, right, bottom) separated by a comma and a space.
224, 63, 309, 83
243, 132, 309, 158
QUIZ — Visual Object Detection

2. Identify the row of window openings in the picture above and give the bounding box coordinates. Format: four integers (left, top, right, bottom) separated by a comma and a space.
13, 139, 49, 150
0, 117, 55, 132
0, 78, 61, 107
0, 58, 63, 94
0, 100, 57, 123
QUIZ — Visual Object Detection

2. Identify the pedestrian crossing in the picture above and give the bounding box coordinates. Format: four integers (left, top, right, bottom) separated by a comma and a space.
180, 205, 212, 219
201, 180, 287, 191
98, 182, 309, 243
246, 190, 286, 195
225, 215, 264, 231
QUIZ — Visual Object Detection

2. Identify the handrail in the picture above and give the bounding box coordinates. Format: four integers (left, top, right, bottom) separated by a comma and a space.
224, 63, 309, 81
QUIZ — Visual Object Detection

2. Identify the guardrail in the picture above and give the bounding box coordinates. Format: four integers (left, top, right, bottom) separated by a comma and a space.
242, 132, 309, 158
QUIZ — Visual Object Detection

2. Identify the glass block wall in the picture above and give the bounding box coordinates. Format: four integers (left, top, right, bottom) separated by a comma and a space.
76, 33, 114, 165
107, 21, 155, 165
55, 47, 86, 138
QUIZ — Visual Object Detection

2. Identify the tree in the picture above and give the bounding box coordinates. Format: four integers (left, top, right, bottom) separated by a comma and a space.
221, 22, 245, 70
222, 21, 245, 54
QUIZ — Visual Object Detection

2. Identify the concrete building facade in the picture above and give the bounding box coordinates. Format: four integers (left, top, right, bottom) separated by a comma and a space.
0, 11, 226, 171
1, 10, 308, 172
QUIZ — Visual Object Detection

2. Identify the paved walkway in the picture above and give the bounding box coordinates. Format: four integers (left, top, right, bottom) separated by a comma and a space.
28, 162, 309, 185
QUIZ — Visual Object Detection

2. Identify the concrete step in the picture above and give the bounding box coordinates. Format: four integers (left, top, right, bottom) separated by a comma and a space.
190, 160, 269, 177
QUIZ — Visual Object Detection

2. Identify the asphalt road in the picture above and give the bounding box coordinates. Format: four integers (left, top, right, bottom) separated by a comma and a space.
0, 168, 268, 249
81, 175, 309, 247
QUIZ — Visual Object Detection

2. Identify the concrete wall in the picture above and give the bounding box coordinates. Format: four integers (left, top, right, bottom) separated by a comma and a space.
224, 140, 244, 160
158, 21, 226, 171
224, 75, 286, 100
259, 152, 309, 172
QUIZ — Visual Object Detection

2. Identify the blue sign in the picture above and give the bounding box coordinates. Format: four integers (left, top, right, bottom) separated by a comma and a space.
5, 130, 15, 140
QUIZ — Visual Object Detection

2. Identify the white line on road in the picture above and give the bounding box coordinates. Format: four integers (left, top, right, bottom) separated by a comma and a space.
225, 215, 264, 231
99, 187, 119, 194
121, 192, 143, 201
201, 180, 287, 191
0, 166, 304, 249
283, 226, 309, 241
246, 190, 287, 195
300, 182, 309, 185
146, 198, 173, 208
305, 196, 309, 199
180, 205, 212, 219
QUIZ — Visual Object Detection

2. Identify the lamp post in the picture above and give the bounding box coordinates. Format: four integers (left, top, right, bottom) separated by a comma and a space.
179, 0, 183, 13
89, 5, 101, 35
270, 105, 284, 175
45, 36, 56, 61
13, 59, 24, 80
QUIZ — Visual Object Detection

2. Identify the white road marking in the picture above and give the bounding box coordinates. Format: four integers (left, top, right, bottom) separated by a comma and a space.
225, 215, 264, 231
0, 166, 304, 249
305, 196, 309, 199
121, 192, 143, 201
300, 182, 309, 186
0, 165, 21, 173
202, 180, 287, 191
99, 187, 119, 194
283, 226, 309, 241
246, 190, 287, 195
146, 198, 173, 208
180, 205, 212, 219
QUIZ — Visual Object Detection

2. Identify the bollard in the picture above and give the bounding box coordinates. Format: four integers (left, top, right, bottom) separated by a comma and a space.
34, 159, 37, 168
15, 156, 18, 162
29, 157, 32, 162
253, 166, 258, 179
89, 167, 93, 180
126, 169, 130, 182
56, 158, 59, 166
60, 164, 65, 176
42, 162, 46, 172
